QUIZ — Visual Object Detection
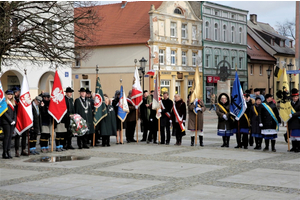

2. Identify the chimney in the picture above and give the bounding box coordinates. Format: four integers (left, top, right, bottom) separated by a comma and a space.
121, 1, 127, 8
250, 14, 257, 25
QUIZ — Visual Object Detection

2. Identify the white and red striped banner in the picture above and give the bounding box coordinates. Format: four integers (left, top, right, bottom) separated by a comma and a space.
131, 67, 143, 108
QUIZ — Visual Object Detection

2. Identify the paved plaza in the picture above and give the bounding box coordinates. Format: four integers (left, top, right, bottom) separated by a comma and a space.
0, 112, 299, 199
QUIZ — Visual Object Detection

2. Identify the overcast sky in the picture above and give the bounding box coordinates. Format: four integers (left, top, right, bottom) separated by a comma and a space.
99, 1, 296, 28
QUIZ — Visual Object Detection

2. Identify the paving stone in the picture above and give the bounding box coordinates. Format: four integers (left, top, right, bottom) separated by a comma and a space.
0, 168, 46, 181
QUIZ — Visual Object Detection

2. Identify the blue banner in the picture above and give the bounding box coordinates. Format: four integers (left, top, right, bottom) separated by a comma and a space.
0, 80, 8, 117
230, 72, 247, 120
117, 85, 129, 122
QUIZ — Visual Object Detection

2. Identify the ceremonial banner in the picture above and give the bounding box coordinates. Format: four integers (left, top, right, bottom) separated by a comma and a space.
278, 68, 292, 122
131, 67, 143, 108
48, 71, 67, 123
15, 75, 33, 134
190, 66, 201, 104
146, 70, 155, 76
0, 80, 8, 117
152, 73, 161, 119
117, 85, 129, 122
230, 72, 247, 120
93, 77, 107, 126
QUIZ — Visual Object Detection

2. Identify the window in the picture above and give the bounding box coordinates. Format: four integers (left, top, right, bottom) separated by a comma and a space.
280, 40, 284, 47
239, 57, 243, 69
231, 26, 235, 43
250, 65, 253, 75
214, 55, 219, 68
232, 14, 235, 19
223, 25, 226, 42
205, 22, 209, 39
159, 49, 164, 64
80, 80, 91, 91
247, 44, 252, 50
181, 24, 187, 39
192, 25, 197, 40
232, 56, 235, 69
239, 27, 242, 44
192, 52, 197, 66
174, 8, 182, 15
214, 23, 218, 41
259, 65, 262, 75
171, 50, 176, 65
188, 80, 193, 94
161, 80, 170, 95
75, 52, 81, 67
223, 56, 227, 61
289, 59, 293, 66
170, 22, 177, 37
215, 11, 219, 16
205, 54, 210, 68
182, 51, 187, 66
284, 58, 287, 67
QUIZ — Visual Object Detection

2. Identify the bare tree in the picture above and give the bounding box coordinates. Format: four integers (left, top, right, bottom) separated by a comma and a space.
0, 1, 101, 71
275, 19, 295, 40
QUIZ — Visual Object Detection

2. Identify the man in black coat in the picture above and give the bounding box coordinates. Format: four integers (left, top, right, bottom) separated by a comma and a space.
171, 94, 186, 145
86, 88, 95, 145
64, 87, 75, 149
29, 96, 42, 155
140, 90, 149, 142
249, 97, 263, 150
40, 92, 52, 153
147, 91, 158, 144
288, 88, 300, 152
160, 92, 173, 145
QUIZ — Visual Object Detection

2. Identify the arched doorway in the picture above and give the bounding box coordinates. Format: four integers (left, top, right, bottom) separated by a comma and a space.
1, 70, 23, 92
38, 71, 55, 95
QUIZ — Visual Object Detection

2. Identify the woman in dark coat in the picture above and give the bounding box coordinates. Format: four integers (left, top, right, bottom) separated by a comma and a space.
171, 94, 186, 146
112, 90, 122, 144
1, 90, 16, 159
216, 93, 234, 147
250, 97, 263, 150
100, 94, 117, 147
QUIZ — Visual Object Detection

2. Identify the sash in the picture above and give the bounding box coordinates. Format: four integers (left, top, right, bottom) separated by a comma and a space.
126, 98, 135, 106
173, 103, 185, 132
253, 105, 258, 116
8, 101, 14, 111
243, 113, 250, 127
217, 103, 234, 121
262, 103, 279, 131
161, 101, 171, 119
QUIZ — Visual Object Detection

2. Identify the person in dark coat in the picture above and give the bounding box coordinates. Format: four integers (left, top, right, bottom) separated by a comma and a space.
40, 92, 52, 153
100, 94, 117, 146
250, 97, 263, 150
1, 90, 16, 159
29, 96, 42, 155
171, 94, 186, 145
64, 87, 75, 149
140, 90, 149, 142
147, 90, 158, 144
74, 88, 94, 149
259, 94, 281, 152
160, 92, 173, 145
112, 90, 122, 144
85, 88, 95, 145
125, 90, 137, 143
288, 88, 300, 152
216, 93, 234, 147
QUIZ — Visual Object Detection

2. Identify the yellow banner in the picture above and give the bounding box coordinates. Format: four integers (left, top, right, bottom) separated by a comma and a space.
279, 101, 293, 122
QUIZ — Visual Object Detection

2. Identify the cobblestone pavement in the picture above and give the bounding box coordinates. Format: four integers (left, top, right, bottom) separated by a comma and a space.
0, 112, 299, 200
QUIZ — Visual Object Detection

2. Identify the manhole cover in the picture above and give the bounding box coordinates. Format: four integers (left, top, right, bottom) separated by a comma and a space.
24, 155, 91, 163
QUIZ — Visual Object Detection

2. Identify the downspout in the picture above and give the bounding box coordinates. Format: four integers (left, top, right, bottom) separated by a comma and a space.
145, 42, 151, 91
201, 1, 205, 104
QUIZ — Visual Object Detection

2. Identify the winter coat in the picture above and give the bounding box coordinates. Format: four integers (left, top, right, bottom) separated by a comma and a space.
288, 99, 300, 130
216, 93, 234, 130
40, 100, 51, 126
140, 97, 148, 121
126, 99, 136, 122
0, 102, 16, 126
171, 99, 186, 126
64, 95, 75, 129
31, 101, 42, 134
188, 100, 206, 131
74, 97, 95, 134
160, 98, 173, 127
112, 97, 122, 130
249, 103, 262, 134
100, 105, 117, 136
239, 101, 252, 129
259, 101, 281, 130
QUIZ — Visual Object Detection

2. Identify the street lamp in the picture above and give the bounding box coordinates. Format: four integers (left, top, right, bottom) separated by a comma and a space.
266, 67, 272, 94
287, 62, 294, 90
138, 57, 147, 91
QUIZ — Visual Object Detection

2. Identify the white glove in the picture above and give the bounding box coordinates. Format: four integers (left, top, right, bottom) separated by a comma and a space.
235, 117, 239, 121
259, 123, 263, 127
158, 109, 162, 113
223, 115, 228, 120
289, 114, 293, 118
11, 121, 15, 125
169, 120, 172, 123
196, 107, 202, 111
135, 106, 138, 109
183, 120, 186, 123
150, 119, 153, 122
194, 98, 198, 105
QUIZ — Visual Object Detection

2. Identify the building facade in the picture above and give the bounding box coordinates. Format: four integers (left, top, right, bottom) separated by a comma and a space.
201, 2, 248, 104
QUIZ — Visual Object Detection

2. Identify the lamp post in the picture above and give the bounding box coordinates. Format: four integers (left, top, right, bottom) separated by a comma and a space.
266, 67, 272, 94
138, 57, 147, 91
287, 62, 294, 90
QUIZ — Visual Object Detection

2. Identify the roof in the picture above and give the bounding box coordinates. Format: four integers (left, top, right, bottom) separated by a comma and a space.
247, 34, 276, 62
75, 1, 163, 47
203, 1, 248, 13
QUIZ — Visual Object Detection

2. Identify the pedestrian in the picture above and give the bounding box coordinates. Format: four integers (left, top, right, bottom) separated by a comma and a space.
259, 94, 281, 152
29, 96, 42, 155
140, 90, 149, 142
147, 90, 158, 144
188, 97, 206, 146
1, 90, 16, 159
100, 94, 117, 146
288, 88, 300, 153
160, 92, 173, 145
250, 88, 265, 102
112, 90, 122, 144
85, 88, 94, 145
125, 90, 137, 143
209, 93, 216, 112
250, 97, 263, 150
171, 94, 186, 146
40, 92, 52, 153
74, 88, 94, 149
216, 93, 234, 147
64, 87, 75, 150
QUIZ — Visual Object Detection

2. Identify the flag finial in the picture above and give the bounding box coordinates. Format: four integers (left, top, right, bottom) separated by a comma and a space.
24, 69, 27, 75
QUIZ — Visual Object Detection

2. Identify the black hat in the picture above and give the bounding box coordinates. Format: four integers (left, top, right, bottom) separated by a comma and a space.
143, 90, 148, 94
245, 90, 251, 94
42, 92, 50, 98
150, 90, 154, 93
12, 87, 20, 92
65, 87, 74, 93
78, 88, 86, 92
244, 93, 250, 98
35, 96, 43, 102
254, 88, 260, 92
265, 94, 272, 99
5, 90, 14, 95
255, 96, 261, 101
291, 88, 299, 96
85, 88, 91, 94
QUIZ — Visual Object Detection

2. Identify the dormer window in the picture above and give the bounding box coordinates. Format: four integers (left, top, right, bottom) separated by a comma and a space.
290, 41, 293, 48
271, 39, 274, 46
280, 40, 285, 47
174, 8, 182, 15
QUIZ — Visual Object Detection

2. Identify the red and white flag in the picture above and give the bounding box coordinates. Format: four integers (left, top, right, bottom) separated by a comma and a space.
48, 71, 67, 123
15, 75, 33, 134
152, 73, 161, 119
131, 67, 143, 108
146, 69, 156, 76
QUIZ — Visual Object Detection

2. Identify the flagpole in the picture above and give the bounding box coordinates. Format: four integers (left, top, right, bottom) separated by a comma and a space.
51, 65, 58, 152
134, 61, 139, 144
287, 124, 290, 151
158, 64, 161, 144
195, 113, 198, 145
120, 79, 123, 144
24, 69, 30, 156
93, 65, 99, 147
